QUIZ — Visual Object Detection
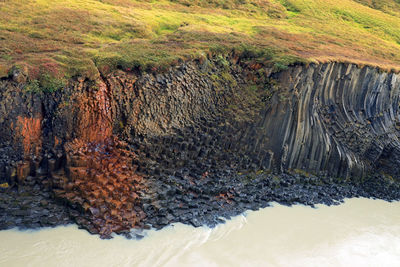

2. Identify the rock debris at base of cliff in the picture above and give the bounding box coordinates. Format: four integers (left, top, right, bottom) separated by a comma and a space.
0, 57, 400, 238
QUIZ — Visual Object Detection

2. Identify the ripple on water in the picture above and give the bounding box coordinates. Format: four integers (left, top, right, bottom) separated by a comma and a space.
0, 198, 399, 267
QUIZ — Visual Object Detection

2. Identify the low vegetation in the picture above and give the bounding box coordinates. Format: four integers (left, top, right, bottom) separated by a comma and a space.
1, 0, 400, 84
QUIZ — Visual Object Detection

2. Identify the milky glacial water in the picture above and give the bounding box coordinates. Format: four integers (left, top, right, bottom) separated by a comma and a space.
0, 198, 399, 267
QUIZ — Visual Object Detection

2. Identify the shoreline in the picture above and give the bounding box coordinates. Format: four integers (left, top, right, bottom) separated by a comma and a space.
2, 197, 399, 267
1, 171, 399, 239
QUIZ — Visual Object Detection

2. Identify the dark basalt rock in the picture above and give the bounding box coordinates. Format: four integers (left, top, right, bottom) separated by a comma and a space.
0, 58, 399, 237
0, 185, 72, 230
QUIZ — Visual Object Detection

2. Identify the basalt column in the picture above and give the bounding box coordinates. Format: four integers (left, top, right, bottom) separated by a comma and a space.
2, 60, 400, 237
52, 79, 145, 238
254, 63, 400, 178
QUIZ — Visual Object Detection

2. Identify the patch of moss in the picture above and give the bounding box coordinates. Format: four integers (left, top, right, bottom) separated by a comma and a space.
0, 182, 9, 188
25, 73, 66, 93
291, 168, 313, 178
0, 64, 8, 78
24, 80, 41, 93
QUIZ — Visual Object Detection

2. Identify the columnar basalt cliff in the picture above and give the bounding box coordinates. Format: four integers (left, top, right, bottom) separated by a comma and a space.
258, 63, 400, 178
106, 61, 400, 179
0, 58, 399, 238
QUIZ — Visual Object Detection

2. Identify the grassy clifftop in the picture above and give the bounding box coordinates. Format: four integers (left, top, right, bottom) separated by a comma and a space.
1, 0, 400, 81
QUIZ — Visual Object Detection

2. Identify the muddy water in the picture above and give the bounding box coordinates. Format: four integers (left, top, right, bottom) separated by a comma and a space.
0, 198, 399, 267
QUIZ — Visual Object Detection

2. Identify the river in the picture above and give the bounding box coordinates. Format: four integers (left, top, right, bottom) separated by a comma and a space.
0, 198, 399, 267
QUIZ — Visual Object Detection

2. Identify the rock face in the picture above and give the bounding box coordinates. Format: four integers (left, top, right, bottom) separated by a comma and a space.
107, 61, 400, 180
255, 63, 400, 178
0, 58, 400, 237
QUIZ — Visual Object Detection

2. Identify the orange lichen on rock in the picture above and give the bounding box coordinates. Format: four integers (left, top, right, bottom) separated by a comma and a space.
74, 80, 113, 143
15, 116, 42, 156
11, 116, 43, 184
16, 161, 31, 184
54, 136, 61, 147
217, 191, 234, 204
54, 137, 145, 238
51, 77, 146, 238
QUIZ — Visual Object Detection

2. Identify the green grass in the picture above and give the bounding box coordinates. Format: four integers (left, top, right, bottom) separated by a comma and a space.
1, 0, 400, 82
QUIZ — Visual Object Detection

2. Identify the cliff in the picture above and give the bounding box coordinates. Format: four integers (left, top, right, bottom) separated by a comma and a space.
1, 58, 399, 237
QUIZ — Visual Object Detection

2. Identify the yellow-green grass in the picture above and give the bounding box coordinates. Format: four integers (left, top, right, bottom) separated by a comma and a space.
1, 0, 400, 81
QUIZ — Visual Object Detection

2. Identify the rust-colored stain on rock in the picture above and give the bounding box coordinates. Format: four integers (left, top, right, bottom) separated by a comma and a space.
16, 116, 42, 156
16, 161, 31, 184
52, 79, 145, 238
74, 80, 113, 143
55, 137, 144, 238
